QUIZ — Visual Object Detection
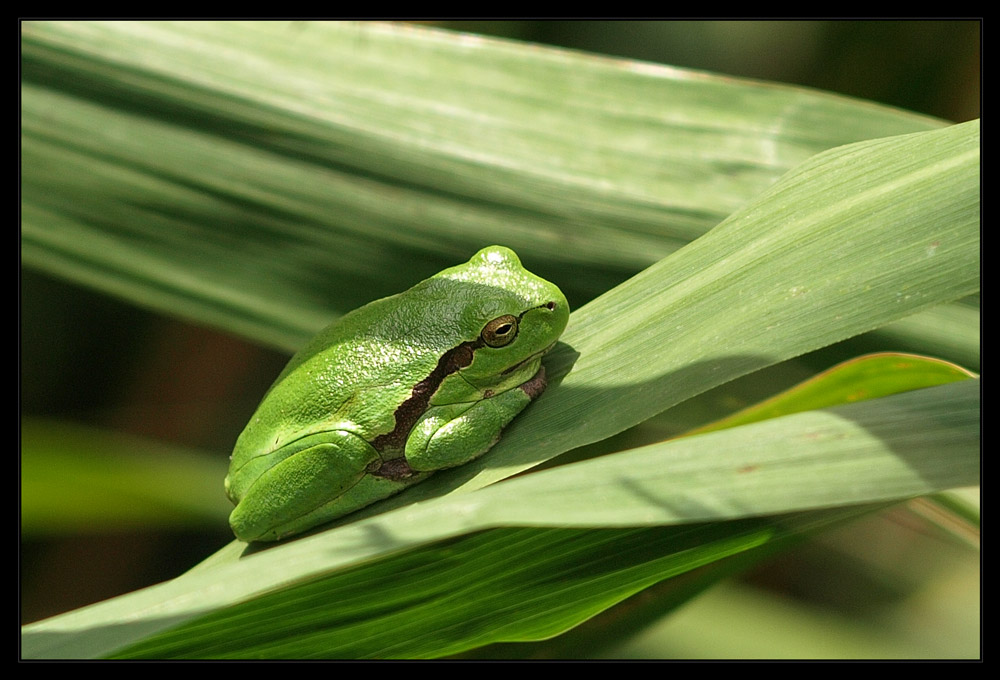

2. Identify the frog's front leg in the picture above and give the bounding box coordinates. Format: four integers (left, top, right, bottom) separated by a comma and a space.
228, 430, 381, 542
405, 366, 546, 472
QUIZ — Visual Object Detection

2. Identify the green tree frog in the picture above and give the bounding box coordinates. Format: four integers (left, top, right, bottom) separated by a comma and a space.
225, 246, 569, 542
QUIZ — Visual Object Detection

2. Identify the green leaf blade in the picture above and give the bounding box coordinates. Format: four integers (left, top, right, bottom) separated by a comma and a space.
22, 380, 979, 658
22, 20, 953, 348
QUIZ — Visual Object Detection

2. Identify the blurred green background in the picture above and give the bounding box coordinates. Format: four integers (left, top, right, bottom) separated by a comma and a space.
445, 20, 980, 122
21, 20, 979, 657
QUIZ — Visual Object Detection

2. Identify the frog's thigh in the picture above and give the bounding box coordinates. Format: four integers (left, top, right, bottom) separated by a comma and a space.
229, 430, 378, 542
406, 387, 533, 472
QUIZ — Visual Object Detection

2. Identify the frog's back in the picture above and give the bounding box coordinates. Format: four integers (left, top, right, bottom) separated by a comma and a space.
235, 281, 481, 458
233, 249, 562, 462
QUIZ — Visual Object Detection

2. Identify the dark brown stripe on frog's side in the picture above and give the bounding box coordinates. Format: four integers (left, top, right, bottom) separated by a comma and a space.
368, 301, 557, 481
370, 338, 483, 459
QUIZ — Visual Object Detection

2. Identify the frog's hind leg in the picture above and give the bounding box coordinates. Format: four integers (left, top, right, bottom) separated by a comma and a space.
229, 430, 378, 542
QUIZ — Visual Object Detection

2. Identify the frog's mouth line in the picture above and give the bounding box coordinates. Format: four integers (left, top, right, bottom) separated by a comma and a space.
501, 341, 556, 376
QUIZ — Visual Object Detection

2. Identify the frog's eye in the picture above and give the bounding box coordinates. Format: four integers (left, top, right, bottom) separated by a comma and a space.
481, 315, 518, 347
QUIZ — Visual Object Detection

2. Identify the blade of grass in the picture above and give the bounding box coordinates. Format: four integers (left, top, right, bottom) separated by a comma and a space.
21, 419, 230, 534
22, 21, 952, 350
380, 119, 981, 504
689, 352, 975, 434
22, 379, 979, 658
111, 510, 875, 659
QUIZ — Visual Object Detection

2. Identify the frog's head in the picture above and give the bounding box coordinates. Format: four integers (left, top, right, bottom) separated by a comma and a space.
436, 246, 569, 388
